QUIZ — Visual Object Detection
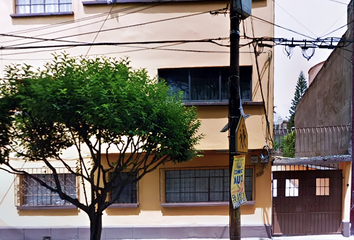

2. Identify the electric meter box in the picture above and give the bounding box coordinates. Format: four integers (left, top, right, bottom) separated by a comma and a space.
233, 0, 252, 19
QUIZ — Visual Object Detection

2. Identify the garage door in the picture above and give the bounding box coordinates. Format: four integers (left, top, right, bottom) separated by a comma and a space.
272, 169, 342, 235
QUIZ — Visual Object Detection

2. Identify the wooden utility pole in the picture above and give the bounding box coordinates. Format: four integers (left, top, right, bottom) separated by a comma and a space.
229, 0, 241, 239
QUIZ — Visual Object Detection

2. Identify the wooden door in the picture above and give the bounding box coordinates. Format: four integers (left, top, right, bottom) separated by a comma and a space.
272, 170, 342, 236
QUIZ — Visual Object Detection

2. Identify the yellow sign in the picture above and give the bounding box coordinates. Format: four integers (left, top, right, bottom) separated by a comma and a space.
236, 116, 248, 153
231, 155, 247, 209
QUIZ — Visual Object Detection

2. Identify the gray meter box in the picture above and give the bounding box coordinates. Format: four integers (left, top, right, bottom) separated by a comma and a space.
233, 0, 252, 19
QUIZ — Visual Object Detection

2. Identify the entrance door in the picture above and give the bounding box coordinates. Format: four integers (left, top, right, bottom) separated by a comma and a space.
272, 170, 342, 236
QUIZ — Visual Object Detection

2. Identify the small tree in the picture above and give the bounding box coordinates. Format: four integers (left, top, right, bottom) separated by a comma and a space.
0, 54, 201, 240
280, 131, 295, 158
288, 71, 307, 130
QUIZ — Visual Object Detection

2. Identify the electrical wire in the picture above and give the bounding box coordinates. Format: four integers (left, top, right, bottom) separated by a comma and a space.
85, 1, 116, 56
1, 4, 162, 48
0, 38, 230, 50
253, 43, 273, 144
251, 15, 317, 40
328, 0, 348, 5
319, 10, 347, 38
0, 33, 87, 44
0, 43, 263, 60
321, 19, 354, 38
0, 4, 149, 45
0, 46, 74, 57
2, 7, 228, 49
273, 0, 318, 39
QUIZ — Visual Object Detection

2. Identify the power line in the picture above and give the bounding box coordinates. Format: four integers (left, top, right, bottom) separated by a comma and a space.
2, 7, 228, 49
1, 4, 161, 48
0, 38, 230, 50
85, 2, 116, 56
0, 33, 86, 45
273, 0, 318, 39
1, 36, 350, 52
0, 4, 147, 45
320, 10, 347, 38
328, 0, 348, 5
321, 19, 353, 38
251, 15, 317, 40
0, 46, 73, 57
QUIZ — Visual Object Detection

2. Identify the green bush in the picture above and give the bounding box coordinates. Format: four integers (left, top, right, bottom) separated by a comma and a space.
280, 131, 295, 157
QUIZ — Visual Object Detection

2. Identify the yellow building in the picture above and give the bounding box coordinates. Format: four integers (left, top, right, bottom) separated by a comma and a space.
0, 0, 274, 239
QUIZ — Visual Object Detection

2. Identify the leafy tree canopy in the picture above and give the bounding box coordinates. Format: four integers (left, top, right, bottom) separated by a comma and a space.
0, 53, 201, 240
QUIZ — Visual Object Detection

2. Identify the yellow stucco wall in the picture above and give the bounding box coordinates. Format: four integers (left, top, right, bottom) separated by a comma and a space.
0, 0, 274, 232
0, 151, 272, 228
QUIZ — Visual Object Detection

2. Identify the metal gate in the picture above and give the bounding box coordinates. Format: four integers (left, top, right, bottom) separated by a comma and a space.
272, 168, 342, 236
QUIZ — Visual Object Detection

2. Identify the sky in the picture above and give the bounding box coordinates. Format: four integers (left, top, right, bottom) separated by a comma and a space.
273, 0, 351, 122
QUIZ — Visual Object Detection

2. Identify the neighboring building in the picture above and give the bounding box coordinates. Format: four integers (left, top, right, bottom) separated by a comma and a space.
0, 0, 274, 239
308, 61, 325, 86
272, 0, 353, 237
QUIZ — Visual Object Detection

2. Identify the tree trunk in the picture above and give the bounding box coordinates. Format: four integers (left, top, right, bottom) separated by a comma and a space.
90, 212, 103, 240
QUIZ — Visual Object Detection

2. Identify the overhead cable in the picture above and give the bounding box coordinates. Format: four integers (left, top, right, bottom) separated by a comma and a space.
0, 37, 230, 50
3, 7, 228, 48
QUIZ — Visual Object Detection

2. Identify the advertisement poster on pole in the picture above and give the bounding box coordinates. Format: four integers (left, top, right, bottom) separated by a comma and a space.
231, 155, 247, 209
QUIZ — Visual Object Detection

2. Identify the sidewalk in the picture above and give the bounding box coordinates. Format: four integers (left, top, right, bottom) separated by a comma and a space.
242, 235, 354, 240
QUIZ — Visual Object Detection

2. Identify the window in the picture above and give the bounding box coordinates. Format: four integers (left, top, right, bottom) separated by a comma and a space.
165, 167, 253, 203
158, 66, 252, 102
285, 179, 299, 197
272, 179, 277, 197
316, 178, 329, 196
111, 172, 137, 204
18, 173, 76, 207
15, 0, 72, 14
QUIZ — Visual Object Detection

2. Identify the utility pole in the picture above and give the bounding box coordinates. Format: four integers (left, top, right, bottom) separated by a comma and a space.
229, 0, 241, 239
229, 1, 251, 239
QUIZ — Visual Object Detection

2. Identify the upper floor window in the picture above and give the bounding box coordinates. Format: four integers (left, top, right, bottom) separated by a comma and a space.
15, 0, 72, 14
164, 167, 253, 203
17, 173, 77, 207
158, 66, 252, 102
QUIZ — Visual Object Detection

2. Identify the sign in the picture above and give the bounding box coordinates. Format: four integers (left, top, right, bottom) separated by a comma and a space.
236, 116, 248, 154
250, 155, 258, 164
231, 155, 247, 209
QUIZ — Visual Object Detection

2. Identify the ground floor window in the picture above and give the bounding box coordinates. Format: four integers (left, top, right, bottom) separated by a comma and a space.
17, 173, 76, 207
111, 172, 137, 204
165, 167, 253, 203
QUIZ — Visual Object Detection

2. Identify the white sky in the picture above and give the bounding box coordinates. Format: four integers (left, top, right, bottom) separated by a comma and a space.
274, 0, 350, 120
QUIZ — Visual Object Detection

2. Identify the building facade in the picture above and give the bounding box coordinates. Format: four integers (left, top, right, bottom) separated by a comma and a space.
0, 0, 274, 239
272, 0, 353, 236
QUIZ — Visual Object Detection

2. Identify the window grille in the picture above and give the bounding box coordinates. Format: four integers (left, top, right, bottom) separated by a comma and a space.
111, 172, 137, 204
15, 0, 72, 14
316, 178, 330, 196
165, 167, 253, 203
158, 66, 252, 102
285, 179, 299, 197
16, 170, 77, 207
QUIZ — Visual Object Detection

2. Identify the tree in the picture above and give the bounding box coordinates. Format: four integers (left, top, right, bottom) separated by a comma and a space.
288, 70, 307, 130
0, 53, 201, 240
280, 130, 295, 158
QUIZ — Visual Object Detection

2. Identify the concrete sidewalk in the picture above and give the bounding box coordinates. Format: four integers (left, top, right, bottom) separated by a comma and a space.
242, 235, 354, 240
